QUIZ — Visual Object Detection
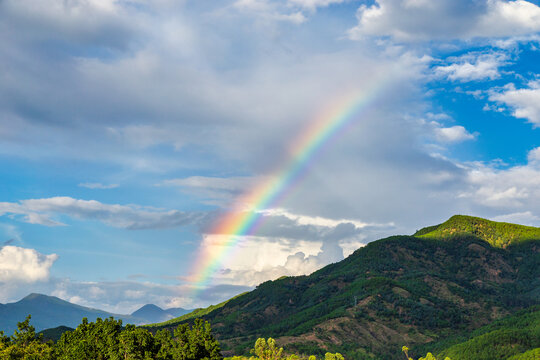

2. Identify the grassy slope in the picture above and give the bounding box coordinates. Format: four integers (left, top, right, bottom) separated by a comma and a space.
146, 216, 540, 359
415, 215, 540, 248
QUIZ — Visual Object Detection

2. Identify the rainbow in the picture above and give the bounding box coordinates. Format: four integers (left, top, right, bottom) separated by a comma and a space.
188, 86, 386, 291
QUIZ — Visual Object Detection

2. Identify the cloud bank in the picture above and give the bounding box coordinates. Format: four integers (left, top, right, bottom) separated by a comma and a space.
349, 0, 540, 41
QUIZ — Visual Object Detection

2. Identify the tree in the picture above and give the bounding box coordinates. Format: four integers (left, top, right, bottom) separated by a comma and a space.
166, 319, 222, 360
0, 315, 54, 360
250, 338, 283, 360
324, 353, 344, 360
55, 317, 123, 360
402, 346, 452, 360
117, 325, 156, 360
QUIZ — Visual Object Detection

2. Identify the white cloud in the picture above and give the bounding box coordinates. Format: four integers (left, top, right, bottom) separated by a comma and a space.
460, 147, 540, 208
349, 0, 540, 41
190, 209, 391, 288
204, 233, 346, 286
0, 197, 205, 230
434, 125, 476, 143
491, 211, 540, 226
0, 246, 57, 283
78, 182, 119, 189
528, 147, 540, 163
489, 81, 540, 126
434, 52, 508, 82
258, 208, 390, 229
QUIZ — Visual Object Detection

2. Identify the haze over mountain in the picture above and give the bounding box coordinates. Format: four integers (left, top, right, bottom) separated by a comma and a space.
147, 216, 540, 359
0, 293, 191, 334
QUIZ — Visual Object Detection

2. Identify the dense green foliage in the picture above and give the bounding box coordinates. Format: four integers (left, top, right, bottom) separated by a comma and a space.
415, 215, 540, 248
0, 315, 54, 359
0, 316, 222, 360
147, 216, 540, 359
506, 348, 540, 360
431, 306, 540, 360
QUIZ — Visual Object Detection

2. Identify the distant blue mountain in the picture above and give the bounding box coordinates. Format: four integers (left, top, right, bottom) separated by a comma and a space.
0, 293, 191, 334
130, 304, 191, 324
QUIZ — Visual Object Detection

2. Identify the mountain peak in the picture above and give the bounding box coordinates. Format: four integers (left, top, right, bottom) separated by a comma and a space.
414, 214, 540, 248
20, 293, 61, 302
133, 304, 164, 313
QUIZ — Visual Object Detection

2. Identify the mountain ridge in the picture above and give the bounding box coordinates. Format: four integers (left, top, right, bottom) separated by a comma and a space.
0, 294, 190, 334
147, 215, 540, 359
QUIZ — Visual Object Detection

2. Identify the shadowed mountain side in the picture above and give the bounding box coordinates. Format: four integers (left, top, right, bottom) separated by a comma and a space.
146, 216, 540, 359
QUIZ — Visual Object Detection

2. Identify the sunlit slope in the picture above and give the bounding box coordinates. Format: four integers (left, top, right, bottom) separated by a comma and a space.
430, 306, 540, 360
147, 216, 540, 359
415, 215, 540, 248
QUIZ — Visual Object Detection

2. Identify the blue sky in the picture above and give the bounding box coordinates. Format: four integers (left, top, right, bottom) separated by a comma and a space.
1, 0, 540, 313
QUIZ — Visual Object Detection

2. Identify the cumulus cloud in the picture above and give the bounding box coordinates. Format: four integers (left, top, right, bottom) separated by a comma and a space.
191, 209, 391, 287
0, 246, 57, 283
491, 211, 540, 226
460, 147, 540, 209
0, 197, 205, 230
349, 0, 540, 41
489, 81, 540, 126
421, 114, 477, 145
434, 125, 476, 143
208, 234, 347, 286
434, 52, 508, 82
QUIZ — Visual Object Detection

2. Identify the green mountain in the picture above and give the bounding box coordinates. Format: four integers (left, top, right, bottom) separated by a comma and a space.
39, 326, 75, 342
415, 215, 540, 248
147, 216, 540, 359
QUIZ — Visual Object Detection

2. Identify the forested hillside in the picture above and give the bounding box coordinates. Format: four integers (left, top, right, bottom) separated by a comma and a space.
148, 216, 540, 359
